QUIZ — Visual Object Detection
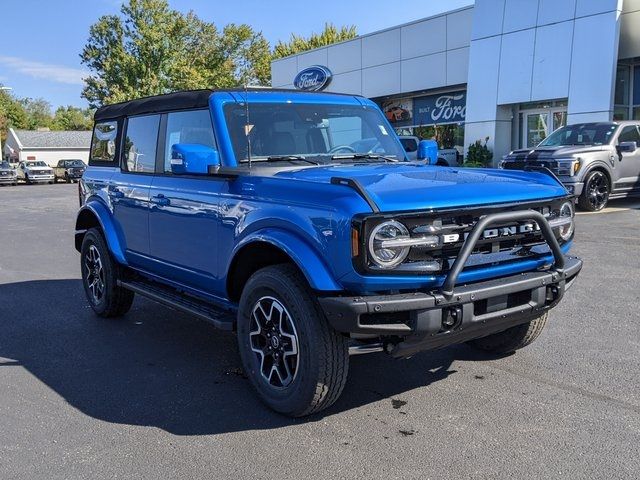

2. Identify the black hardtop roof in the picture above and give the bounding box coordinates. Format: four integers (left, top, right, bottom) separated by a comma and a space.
93, 88, 362, 122
94, 89, 214, 122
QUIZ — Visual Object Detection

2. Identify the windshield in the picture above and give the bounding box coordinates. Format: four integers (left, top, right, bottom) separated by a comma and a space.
539, 123, 617, 147
66, 160, 85, 167
26, 161, 47, 167
224, 103, 406, 163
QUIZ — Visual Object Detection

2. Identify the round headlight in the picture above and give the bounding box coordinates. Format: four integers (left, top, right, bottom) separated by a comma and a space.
557, 201, 575, 241
368, 220, 411, 268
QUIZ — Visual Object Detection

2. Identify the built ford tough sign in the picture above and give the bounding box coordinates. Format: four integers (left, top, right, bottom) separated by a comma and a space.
76, 89, 583, 416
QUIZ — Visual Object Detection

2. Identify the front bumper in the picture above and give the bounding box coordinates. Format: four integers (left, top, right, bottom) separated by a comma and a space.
26, 175, 54, 182
560, 180, 584, 196
0, 175, 17, 184
319, 256, 581, 357
318, 208, 583, 358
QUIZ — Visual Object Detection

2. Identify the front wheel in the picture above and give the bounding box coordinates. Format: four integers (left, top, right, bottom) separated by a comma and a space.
80, 228, 134, 317
467, 312, 548, 354
237, 264, 349, 417
578, 171, 609, 211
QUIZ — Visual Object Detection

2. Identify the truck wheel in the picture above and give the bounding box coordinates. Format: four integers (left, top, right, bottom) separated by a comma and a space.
25, 175, 31, 185
237, 264, 349, 417
65, 173, 71, 184
80, 228, 134, 318
578, 171, 609, 211
53, 176, 58, 184
467, 312, 548, 354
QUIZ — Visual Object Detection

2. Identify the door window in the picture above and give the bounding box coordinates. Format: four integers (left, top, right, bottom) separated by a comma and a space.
123, 115, 160, 173
90, 121, 118, 164
526, 113, 549, 147
164, 110, 216, 173
617, 125, 640, 146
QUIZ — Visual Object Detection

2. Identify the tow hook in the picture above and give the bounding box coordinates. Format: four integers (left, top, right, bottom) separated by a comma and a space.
442, 306, 463, 331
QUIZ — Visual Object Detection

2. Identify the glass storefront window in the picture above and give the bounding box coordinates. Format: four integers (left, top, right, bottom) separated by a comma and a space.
615, 64, 630, 105
614, 107, 629, 121
526, 113, 549, 147
553, 111, 567, 131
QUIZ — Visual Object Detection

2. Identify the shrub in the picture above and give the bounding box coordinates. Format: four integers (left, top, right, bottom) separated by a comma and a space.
464, 137, 493, 167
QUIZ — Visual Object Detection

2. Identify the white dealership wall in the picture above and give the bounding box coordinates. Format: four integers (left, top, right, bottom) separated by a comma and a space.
271, 0, 640, 164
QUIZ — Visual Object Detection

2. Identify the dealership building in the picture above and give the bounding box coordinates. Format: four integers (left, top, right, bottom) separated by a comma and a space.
271, 0, 640, 164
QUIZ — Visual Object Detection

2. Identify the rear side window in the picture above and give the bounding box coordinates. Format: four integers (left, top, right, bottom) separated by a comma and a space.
618, 125, 640, 145
164, 110, 215, 173
123, 115, 160, 173
90, 121, 118, 164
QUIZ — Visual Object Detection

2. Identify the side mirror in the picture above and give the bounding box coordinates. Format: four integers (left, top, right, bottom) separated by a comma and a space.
170, 144, 220, 175
618, 141, 637, 154
417, 139, 439, 164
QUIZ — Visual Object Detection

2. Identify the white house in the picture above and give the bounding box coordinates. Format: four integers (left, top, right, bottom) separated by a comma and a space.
271, 0, 640, 163
3, 128, 92, 166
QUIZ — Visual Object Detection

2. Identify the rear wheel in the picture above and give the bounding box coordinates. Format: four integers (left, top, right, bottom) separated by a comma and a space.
578, 170, 609, 211
80, 228, 134, 318
237, 264, 349, 417
467, 312, 548, 354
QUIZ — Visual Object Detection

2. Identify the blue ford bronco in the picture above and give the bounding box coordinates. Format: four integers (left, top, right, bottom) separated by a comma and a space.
76, 89, 583, 416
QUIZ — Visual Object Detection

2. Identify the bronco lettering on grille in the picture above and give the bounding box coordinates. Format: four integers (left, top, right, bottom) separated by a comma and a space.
442, 223, 540, 244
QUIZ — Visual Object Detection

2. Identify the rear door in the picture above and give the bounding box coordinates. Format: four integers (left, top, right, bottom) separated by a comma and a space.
615, 124, 640, 190
147, 109, 223, 294
109, 114, 161, 266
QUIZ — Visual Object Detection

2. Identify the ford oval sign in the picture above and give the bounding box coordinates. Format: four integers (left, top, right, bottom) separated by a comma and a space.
293, 65, 332, 91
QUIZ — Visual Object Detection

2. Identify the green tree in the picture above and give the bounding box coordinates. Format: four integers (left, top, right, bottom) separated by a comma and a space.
80, 0, 271, 107
0, 89, 29, 141
272, 23, 358, 60
51, 106, 94, 131
20, 98, 53, 130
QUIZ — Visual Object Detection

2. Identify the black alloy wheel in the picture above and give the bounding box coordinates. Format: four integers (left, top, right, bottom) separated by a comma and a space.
579, 171, 609, 212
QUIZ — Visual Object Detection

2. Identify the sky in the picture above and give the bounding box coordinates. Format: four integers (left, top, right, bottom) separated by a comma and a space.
0, 0, 473, 108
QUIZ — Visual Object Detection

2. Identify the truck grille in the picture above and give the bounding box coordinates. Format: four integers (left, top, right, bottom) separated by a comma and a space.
357, 199, 568, 275
503, 160, 559, 174
32, 170, 50, 175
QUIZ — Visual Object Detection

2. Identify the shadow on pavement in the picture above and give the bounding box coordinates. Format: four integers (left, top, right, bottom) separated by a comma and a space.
0, 279, 496, 435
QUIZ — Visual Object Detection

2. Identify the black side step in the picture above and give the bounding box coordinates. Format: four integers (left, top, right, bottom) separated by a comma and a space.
118, 279, 236, 330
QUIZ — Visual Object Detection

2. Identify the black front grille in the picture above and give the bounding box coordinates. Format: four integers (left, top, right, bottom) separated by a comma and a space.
356, 198, 567, 276
503, 159, 559, 174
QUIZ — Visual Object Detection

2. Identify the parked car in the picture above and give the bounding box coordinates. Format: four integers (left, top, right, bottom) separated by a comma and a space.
16, 160, 54, 184
54, 159, 86, 183
0, 161, 17, 186
501, 121, 640, 211
76, 89, 582, 417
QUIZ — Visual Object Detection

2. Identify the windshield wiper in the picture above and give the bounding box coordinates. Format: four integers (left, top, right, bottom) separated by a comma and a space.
264, 155, 320, 165
330, 153, 398, 162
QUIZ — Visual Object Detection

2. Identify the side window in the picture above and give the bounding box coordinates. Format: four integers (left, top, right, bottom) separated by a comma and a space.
618, 125, 640, 145
90, 121, 118, 164
123, 115, 160, 173
164, 110, 215, 173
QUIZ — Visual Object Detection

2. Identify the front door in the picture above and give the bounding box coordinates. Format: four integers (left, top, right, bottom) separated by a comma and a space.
110, 114, 161, 265
147, 109, 223, 294
522, 108, 567, 148
615, 124, 640, 190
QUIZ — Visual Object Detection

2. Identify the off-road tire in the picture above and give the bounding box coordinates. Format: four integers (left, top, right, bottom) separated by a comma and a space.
237, 264, 349, 417
80, 228, 134, 318
467, 312, 548, 354
578, 170, 609, 212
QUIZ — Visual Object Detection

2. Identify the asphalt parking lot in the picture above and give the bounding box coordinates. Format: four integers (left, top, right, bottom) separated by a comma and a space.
1, 183, 639, 479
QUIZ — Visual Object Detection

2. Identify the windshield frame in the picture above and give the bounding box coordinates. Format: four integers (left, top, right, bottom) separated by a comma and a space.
218, 99, 408, 167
